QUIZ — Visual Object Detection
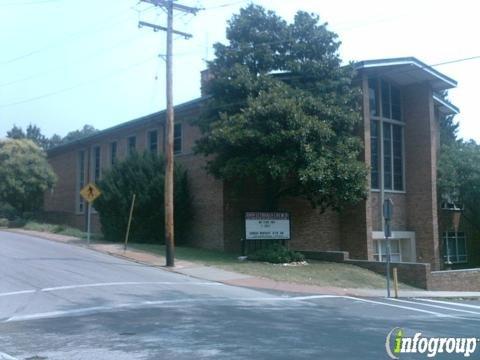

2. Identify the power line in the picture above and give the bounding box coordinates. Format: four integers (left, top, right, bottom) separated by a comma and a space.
1, 53, 478, 110
0, 0, 64, 6
202, 0, 249, 10
0, 33, 144, 88
0, 9, 134, 65
0, 56, 157, 109
432, 56, 480, 67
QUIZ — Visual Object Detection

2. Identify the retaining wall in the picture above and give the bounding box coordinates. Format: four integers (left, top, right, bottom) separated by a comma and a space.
301, 250, 480, 291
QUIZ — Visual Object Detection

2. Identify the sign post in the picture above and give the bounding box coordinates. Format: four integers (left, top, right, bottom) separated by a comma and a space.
124, 194, 136, 251
80, 182, 102, 245
87, 202, 92, 244
383, 198, 393, 298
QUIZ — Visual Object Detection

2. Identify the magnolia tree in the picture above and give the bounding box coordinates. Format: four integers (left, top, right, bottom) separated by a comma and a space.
194, 5, 367, 211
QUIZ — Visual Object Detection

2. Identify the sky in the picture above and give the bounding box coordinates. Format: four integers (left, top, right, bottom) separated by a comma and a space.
0, 0, 479, 141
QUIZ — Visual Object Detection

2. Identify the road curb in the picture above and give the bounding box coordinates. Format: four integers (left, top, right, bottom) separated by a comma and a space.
3, 228, 480, 299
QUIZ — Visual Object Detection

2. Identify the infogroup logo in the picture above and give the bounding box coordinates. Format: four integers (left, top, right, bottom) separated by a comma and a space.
385, 327, 479, 359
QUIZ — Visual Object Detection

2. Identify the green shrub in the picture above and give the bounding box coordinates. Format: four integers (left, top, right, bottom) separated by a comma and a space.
0, 218, 9, 227
94, 152, 193, 244
53, 224, 66, 233
8, 217, 27, 228
0, 202, 18, 220
248, 244, 305, 264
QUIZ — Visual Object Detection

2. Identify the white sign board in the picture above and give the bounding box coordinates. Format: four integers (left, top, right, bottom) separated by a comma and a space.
245, 212, 290, 240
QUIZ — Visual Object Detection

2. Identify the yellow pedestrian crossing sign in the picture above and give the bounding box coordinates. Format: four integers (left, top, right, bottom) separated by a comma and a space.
80, 183, 101, 203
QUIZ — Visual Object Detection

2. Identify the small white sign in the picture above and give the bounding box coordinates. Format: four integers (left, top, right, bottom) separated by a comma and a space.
245, 212, 290, 240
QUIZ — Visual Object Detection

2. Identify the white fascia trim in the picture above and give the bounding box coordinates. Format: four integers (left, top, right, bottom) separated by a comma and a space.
358, 59, 457, 89
433, 94, 460, 114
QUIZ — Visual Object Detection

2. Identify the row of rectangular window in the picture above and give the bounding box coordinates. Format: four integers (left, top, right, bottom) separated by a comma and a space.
372, 232, 468, 265
369, 78, 404, 191
369, 78, 402, 121
76, 124, 183, 213
78, 150, 85, 213
371, 120, 404, 191
93, 146, 101, 182
111, 125, 182, 164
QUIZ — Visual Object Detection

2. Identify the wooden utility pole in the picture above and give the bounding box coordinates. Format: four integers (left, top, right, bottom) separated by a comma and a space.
165, 0, 175, 267
139, 0, 200, 267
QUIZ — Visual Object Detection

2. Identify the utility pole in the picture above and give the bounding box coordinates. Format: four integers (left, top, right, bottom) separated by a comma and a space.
139, 0, 200, 267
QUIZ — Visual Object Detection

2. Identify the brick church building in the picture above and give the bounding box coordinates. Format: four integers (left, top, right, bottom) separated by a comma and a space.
45, 57, 473, 271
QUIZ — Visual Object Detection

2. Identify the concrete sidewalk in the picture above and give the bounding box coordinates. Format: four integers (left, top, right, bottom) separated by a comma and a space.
5, 228, 480, 299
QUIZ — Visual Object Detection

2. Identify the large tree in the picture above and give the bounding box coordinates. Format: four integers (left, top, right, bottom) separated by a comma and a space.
195, 5, 367, 211
61, 124, 98, 144
437, 109, 480, 231
0, 139, 56, 213
6, 123, 98, 150
6, 125, 25, 140
6, 124, 50, 150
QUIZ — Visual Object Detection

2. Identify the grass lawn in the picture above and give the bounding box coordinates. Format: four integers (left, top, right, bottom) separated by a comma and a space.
19, 221, 103, 241
11, 221, 416, 290
130, 243, 416, 290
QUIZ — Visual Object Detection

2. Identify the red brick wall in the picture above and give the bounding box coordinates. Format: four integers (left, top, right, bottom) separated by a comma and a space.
45, 151, 77, 214
44, 105, 225, 249
404, 83, 440, 270
430, 269, 480, 291
43, 75, 444, 267
370, 192, 407, 231
284, 199, 340, 252
339, 76, 372, 260
222, 181, 342, 254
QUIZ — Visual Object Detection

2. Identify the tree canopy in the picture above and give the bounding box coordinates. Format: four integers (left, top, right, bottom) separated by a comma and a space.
0, 139, 56, 214
94, 152, 192, 244
7, 124, 51, 150
437, 111, 480, 231
194, 5, 367, 211
61, 125, 98, 144
6, 124, 98, 151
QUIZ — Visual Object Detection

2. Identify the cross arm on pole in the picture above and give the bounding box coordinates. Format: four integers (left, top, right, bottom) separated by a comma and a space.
138, 21, 192, 39
141, 0, 202, 14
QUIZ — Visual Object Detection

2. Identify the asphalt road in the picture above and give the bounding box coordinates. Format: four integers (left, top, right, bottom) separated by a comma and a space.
1, 231, 479, 360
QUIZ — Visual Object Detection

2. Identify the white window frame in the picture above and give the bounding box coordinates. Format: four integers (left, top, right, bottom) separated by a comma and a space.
174, 123, 183, 155
76, 150, 86, 214
147, 129, 159, 154
373, 239, 402, 262
127, 135, 136, 155
372, 231, 417, 263
369, 78, 406, 193
443, 231, 467, 264
110, 141, 118, 166
92, 145, 102, 183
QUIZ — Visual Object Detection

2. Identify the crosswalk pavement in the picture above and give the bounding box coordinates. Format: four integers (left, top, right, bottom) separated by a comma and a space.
365, 296, 480, 320
298, 295, 480, 321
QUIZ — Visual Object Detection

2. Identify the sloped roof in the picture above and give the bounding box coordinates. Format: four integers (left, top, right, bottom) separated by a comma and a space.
354, 57, 457, 91
48, 96, 206, 155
